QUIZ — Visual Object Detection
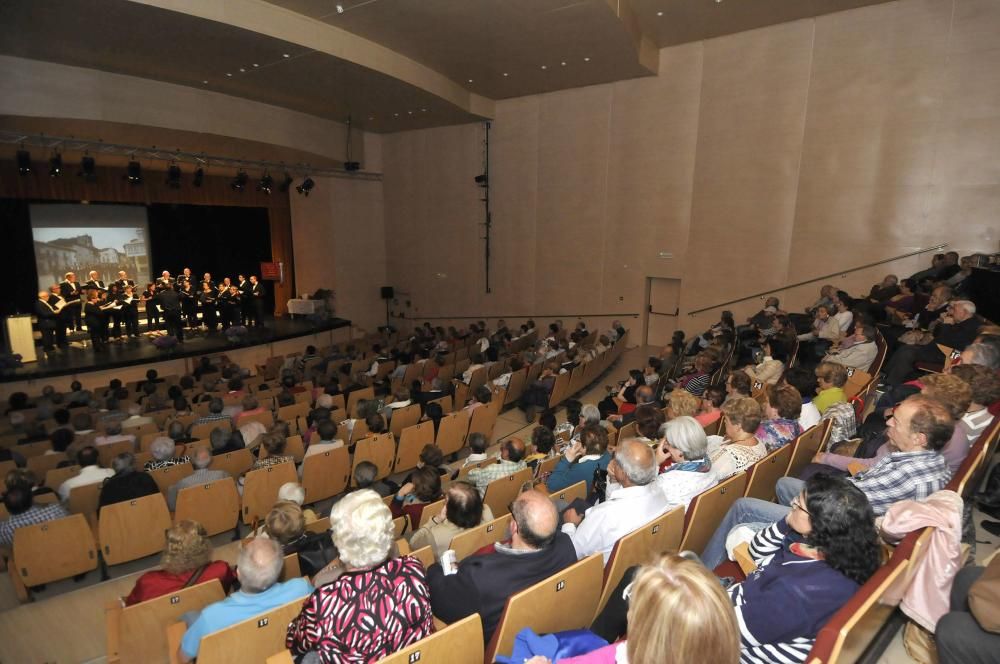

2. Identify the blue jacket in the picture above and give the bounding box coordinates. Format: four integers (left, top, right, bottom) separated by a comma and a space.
546, 452, 611, 494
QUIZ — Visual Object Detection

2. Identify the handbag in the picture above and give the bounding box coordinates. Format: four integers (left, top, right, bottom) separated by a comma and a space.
182, 563, 209, 588
969, 555, 1000, 633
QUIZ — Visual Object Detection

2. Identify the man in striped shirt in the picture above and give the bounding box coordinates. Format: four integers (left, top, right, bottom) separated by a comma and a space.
702, 394, 953, 569
0, 485, 70, 547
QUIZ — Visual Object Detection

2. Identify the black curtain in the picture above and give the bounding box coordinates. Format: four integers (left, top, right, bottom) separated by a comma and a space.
147, 203, 274, 314
0, 199, 38, 318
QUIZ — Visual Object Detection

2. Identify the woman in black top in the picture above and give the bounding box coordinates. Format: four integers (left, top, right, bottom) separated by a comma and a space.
198, 282, 218, 332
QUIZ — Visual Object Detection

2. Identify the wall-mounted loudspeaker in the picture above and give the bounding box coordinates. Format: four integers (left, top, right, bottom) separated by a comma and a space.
380, 286, 394, 300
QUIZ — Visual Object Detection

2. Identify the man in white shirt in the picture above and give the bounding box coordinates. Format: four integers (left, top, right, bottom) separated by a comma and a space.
58, 446, 115, 501
304, 420, 344, 458
561, 439, 670, 564
823, 323, 879, 372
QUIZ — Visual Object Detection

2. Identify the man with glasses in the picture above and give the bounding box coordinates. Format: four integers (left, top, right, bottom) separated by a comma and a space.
882, 300, 981, 385
700, 395, 953, 569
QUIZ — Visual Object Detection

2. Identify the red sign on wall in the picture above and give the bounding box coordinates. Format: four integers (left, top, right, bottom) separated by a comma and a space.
260, 262, 282, 281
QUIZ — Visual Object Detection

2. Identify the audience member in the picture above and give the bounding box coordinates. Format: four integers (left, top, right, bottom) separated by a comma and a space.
756, 384, 803, 451
99, 452, 160, 511
545, 424, 611, 494
812, 362, 848, 414
167, 448, 231, 510
144, 437, 191, 471
709, 397, 766, 479
468, 438, 527, 494
0, 484, 70, 547
654, 416, 717, 511
58, 446, 114, 501
409, 480, 495, 560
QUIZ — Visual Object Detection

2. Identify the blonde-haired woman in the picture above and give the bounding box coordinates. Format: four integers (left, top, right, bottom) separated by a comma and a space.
286, 489, 433, 662
124, 520, 235, 605
709, 397, 767, 480
527, 553, 740, 664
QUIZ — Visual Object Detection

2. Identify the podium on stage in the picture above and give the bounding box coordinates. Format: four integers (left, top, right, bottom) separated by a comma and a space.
5, 314, 37, 363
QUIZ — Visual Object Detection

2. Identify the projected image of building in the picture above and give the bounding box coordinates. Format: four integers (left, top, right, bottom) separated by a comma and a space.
34, 233, 150, 291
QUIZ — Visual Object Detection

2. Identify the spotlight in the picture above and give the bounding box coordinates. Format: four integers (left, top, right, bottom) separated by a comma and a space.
126, 160, 143, 184
257, 172, 274, 194
78, 155, 96, 181
16, 150, 31, 175
231, 169, 248, 192
192, 167, 204, 187
278, 173, 293, 192
166, 164, 182, 189
343, 161, 360, 172
336, 3, 344, 13
474, 174, 488, 186
48, 152, 63, 177
295, 177, 315, 196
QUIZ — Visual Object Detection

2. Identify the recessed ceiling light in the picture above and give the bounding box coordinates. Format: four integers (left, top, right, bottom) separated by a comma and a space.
502, 72, 509, 77
657, 11, 664, 16
282, 53, 290, 58
394, 113, 399, 117
226, 73, 232, 77
561, 61, 567, 66
541, 65, 547, 70
252, 63, 259, 68
407, 110, 413, 114
202, 80, 208, 84
368, 116, 374, 120
468, 79, 473, 83
421, 108, 427, 112
239, 68, 246, 72
584, 57, 591, 62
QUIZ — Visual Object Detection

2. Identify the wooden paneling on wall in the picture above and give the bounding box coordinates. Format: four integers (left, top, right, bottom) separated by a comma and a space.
0, 163, 295, 313
381, 0, 1000, 330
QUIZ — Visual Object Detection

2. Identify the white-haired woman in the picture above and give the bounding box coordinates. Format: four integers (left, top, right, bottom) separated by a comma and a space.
286, 489, 433, 662
654, 416, 718, 511
143, 437, 190, 471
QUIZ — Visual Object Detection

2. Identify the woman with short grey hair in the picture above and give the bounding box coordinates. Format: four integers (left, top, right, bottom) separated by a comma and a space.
654, 416, 718, 511
144, 437, 190, 471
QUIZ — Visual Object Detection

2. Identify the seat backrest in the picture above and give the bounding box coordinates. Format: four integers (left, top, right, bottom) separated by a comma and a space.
240, 410, 275, 431
595, 506, 685, 619
16, 439, 53, 459
426, 394, 453, 415
618, 421, 638, 441
680, 471, 749, 555
534, 455, 561, 478
548, 480, 587, 504
149, 462, 194, 493
947, 417, 1000, 496
394, 420, 435, 474
196, 594, 310, 664
211, 448, 255, 478
99, 493, 173, 566
408, 545, 436, 570
379, 614, 484, 664
174, 477, 241, 536
346, 386, 375, 418
12, 513, 98, 587
389, 403, 422, 439
112, 579, 225, 664
503, 369, 528, 406
436, 410, 471, 456
744, 444, 795, 502
279, 552, 301, 582
468, 399, 500, 440
486, 554, 604, 663
450, 514, 513, 561
417, 497, 447, 528
483, 468, 534, 517
97, 439, 138, 467
45, 464, 81, 490
547, 372, 572, 409
190, 419, 233, 441
26, 451, 68, 478
350, 433, 396, 485
241, 461, 298, 525
785, 419, 833, 479
300, 446, 351, 504
68, 480, 104, 516
275, 401, 310, 426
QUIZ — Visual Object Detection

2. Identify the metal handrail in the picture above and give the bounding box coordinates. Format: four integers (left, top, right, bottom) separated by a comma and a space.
687, 244, 948, 316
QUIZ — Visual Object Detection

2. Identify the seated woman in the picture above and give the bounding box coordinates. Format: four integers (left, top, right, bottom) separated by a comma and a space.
124, 520, 235, 605
812, 362, 848, 415
520, 361, 560, 421
756, 384, 803, 452
251, 433, 295, 471
674, 354, 714, 397
598, 369, 644, 420
390, 465, 444, 528
695, 385, 726, 428
883, 278, 918, 323
709, 397, 767, 480
263, 501, 336, 578
545, 424, 611, 494
666, 388, 700, 420
730, 474, 881, 662
655, 416, 718, 511
743, 339, 787, 386
286, 489, 434, 662
633, 404, 666, 443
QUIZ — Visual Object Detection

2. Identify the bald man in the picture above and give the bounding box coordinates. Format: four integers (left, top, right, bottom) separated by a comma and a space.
426, 489, 577, 642
467, 437, 528, 494
35, 290, 66, 352
562, 439, 671, 564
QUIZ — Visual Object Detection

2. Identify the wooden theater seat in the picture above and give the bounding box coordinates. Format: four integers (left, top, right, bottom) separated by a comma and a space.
436, 411, 471, 457
679, 471, 748, 555
99, 493, 173, 566
350, 433, 396, 486
785, 419, 833, 479
10, 514, 98, 602
548, 480, 587, 504
450, 514, 513, 561
210, 448, 255, 478
393, 420, 435, 474
149, 462, 194, 493
483, 467, 533, 517
379, 614, 484, 664
242, 461, 298, 525
300, 446, 351, 504
174, 477, 241, 536
744, 444, 795, 502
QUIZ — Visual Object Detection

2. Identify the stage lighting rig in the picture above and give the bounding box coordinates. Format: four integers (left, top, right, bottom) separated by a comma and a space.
231, 169, 249, 192
257, 172, 274, 194
16, 149, 31, 175
166, 163, 182, 188
192, 167, 204, 187
78, 154, 96, 181
344, 161, 360, 172
48, 152, 63, 177
295, 177, 315, 196
125, 160, 143, 184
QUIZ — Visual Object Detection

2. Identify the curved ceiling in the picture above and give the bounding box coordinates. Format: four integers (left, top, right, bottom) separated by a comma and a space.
0, 0, 895, 134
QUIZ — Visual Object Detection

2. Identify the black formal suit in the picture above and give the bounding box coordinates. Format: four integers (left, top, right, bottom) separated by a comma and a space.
114, 278, 135, 292
237, 280, 252, 325
84, 279, 106, 292
199, 290, 218, 331
178, 286, 198, 327
142, 288, 161, 330
157, 288, 184, 341
119, 292, 140, 337
247, 281, 265, 326
59, 279, 83, 330
84, 300, 107, 350
34, 296, 66, 350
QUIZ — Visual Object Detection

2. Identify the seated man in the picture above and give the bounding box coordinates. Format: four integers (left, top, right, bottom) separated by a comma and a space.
0, 484, 70, 547
179, 537, 312, 662
823, 323, 879, 372
409, 480, 494, 560
304, 420, 344, 457
93, 420, 136, 448
99, 453, 160, 511
58, 446, 115, 501
701, 394, 953, 569
467, 438, 527, 495
194, 398, 229, 427
561, 439, 671, 564
883, 300, 981, 385
167, 448, 232, 511
425, 489, 576, 642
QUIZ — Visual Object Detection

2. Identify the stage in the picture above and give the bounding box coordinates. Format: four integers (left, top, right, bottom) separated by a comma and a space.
2, 316, 351, 383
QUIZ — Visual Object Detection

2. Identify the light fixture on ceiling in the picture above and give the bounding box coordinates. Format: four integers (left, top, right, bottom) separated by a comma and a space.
561, 61, 567, 66
226, 73, 232, 77
657, 11, 663, 16
282, 53, 290, 58
541, 65, 547, 69
192, 167, 204, 187
48, 152, 63, 177
468, 79, 473, 83
502, 72, 509, 77
231, 169, 248, 192
239, 68, 246, 72
78, 154, 96, 181
584, 57, 591, 62
296, 177, 315, 196
421, 108, 427, 112
16, 149, 31, 176
394, 112, 399, 117
257, 171, 273, 194
336, 3, 344, 13
125, 159, 143, 185
252, 63, 259, 68
166, 163, 182, 188
278, 173, 294, 192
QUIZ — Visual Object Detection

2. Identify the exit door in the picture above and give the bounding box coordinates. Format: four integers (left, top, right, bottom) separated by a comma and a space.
643, 278, 681, 347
